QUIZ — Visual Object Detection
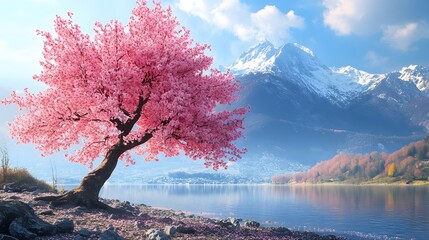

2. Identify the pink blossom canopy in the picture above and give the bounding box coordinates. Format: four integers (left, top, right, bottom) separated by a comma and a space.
3, 0, 246, 170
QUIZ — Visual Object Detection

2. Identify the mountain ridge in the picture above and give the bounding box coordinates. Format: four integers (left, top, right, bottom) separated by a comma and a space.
230, 41, 429, 167
230, 41, 429, 106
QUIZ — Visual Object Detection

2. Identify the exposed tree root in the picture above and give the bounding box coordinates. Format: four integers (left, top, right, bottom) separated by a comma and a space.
34, 190, 114, 211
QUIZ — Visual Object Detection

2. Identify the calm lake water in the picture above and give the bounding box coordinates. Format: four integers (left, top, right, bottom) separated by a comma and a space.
98, 184, 429, 240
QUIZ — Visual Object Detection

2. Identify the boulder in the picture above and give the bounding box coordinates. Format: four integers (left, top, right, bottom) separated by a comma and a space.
100, 228, 125, 240
0, 234, 19, 240
77, 228, 91, 237
39, 210, 54, 216
145, 229, 169, 240
164, 226, 176, 236
3, 183, 22, 193
270, 226, 292, 236
158, 217, 173, 224
0, 200, 58, 239
8, 221, 36, 240
215, 217, 242, 230
3, 183, 40, 193
54, 218, 74, 233
176, 226, 196, 234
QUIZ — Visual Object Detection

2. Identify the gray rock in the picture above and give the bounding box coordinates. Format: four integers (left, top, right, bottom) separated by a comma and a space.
92, 227, 102, 234
6, 196, 21, 200
145, 229, 169, 240
176, 226, 196, 234
54, 218, 74, 233
158, 217, 173, 224
215, 217, 242, 230
3, 183, 40, 193
0, 200, 56, 239
8, 221, 36, 240
77, 228, 91, 237
134, 220, 145, 229
138, 213, 150, 218
74, 235, 87, 240
0, 200, 74, 239
39, 210, 54, 216
27, 200, 48, 207
164, 226, 176, 236
270, 227, 292, 236
244, 220, 260, 228
3, 183, 21, 193
0, 234, 19, 240
100, 229, 125, 240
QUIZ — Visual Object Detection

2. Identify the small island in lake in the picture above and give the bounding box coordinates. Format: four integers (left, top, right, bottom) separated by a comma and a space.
273, 137, 429, 185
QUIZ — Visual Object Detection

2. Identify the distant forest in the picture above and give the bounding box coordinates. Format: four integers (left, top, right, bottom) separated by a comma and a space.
272, 137, 429, 184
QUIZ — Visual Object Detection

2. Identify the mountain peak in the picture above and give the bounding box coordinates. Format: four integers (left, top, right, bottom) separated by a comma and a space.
230, 41, 277, 75
288, 43, 315, 57
230, 41, 320, 76
397, 64, 429, 92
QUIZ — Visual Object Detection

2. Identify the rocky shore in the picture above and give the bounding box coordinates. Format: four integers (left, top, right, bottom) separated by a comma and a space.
0, 189, 346, 240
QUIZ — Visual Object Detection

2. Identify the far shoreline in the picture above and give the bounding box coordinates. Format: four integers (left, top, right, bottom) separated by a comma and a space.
271, 180, 429, 186
57, 180, 429, 188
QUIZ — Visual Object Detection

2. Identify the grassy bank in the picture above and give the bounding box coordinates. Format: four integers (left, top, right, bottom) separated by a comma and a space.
0, 167, 53, 191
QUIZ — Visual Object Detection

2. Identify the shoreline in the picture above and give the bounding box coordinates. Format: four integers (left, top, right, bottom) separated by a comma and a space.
1, 190, 346, 240
58, 180, 429, 188
277, 181, 429, 186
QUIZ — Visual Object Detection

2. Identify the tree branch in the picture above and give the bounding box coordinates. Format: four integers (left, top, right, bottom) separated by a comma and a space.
110, 95, 149, 137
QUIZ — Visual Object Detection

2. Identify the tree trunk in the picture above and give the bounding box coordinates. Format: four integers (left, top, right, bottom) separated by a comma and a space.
34, 142, 126, 209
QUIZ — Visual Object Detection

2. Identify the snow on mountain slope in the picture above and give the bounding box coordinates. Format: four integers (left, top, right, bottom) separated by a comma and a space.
230, 41, 383, 105
397, 65, 429, 93
230, 41, 277, 75
230, 41, 427, 105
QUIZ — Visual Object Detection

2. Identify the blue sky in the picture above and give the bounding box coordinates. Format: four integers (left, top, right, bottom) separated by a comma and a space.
1, 0, 429, 179
1, 0, 429, 92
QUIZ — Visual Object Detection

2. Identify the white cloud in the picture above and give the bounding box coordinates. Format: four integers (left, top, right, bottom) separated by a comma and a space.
176, 0, 304, 45
175, 0, 217, 22
322, 0, 364, 35
382, 22, 429, 51
251, 6, 304, 44
322, 0, 429, 51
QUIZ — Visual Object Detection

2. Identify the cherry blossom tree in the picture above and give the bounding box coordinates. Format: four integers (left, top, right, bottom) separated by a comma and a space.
2, 0, 246, 208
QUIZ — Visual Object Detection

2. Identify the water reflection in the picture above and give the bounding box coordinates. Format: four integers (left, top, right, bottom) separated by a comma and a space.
100, 184, 429, 240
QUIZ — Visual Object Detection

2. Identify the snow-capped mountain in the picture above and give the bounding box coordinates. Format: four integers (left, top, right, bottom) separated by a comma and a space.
397, 64, 429, 93
230, 41, 429, 166
230, 41, 426, 106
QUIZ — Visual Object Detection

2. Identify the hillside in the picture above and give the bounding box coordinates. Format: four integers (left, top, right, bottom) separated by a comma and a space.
272, 137, 429, 184
231, 41, 429, 169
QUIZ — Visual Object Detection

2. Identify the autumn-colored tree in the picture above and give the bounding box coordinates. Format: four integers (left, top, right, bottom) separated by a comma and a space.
387, 163, 396, 177
414, 169, 422, 179
2, 1, 246, 208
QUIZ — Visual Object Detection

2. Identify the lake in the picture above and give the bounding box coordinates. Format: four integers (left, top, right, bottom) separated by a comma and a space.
98, 184, 429, 240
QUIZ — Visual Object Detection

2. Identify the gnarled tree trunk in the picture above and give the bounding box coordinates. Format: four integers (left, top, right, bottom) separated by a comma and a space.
35, 142, 126, 209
